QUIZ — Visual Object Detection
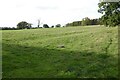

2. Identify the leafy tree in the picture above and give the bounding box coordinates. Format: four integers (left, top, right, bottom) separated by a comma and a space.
66, 23, 73, 27
55, 24, 61, 27
65, 18, 100, 27
82, 17, 91, 26
27, 23, 32, 29
98, 2, 120, 27
43, 24, 49, 28
51, 25, 54, 28
72, 21, 82, 26
90, 19, 100, 25
17, 21, 29, 29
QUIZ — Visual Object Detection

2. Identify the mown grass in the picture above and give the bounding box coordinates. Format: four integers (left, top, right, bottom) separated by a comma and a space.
2, 25, 118, 78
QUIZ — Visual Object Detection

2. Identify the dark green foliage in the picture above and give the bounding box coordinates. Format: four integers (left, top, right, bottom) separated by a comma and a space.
51, 25, 54, 28
43, 24, 49, 28
66, 21, 82, 27
72, 21, 82, 26
27, 23, 32, 29
17, 21, 30, 29
91, 19, 100, 25
98, 2, 120, 27
66, 23, 73, 27
81, 17, 91, 26
55, 24, 61, 27
65, 18, 100, 27
1, 27, 19, 30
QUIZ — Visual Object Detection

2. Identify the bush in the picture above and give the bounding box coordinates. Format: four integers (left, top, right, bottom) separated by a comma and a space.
17, 21, 32, 29
55, 24, 61, 27
51, 25, 54, 28
1, 27, 19, 30
43, 24, 49, 28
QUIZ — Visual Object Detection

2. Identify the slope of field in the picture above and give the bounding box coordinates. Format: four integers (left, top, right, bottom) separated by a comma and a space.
2, 26, 118, 78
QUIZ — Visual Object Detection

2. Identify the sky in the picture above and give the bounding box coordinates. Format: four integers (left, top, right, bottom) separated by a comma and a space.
0, 0, 102, 27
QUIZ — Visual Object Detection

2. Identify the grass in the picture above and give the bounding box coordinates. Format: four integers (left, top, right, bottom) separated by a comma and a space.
2, 25, 118, 78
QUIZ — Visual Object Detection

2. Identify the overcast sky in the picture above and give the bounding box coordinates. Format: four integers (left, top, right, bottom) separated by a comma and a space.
0, 0, 102, 27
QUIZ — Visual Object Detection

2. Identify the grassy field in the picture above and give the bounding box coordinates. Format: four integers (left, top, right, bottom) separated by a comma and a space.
2, 25, 118, 78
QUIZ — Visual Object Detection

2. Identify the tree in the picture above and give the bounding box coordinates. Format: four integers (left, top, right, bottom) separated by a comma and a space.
43, 24, 49, 28
27, 23, 32, 29
55, 24, 61, 27
65, 18, 101, 27
90, 19, 100, 25
72, 21, 82, 26
51, 25, 54, 28
66, 23, 73, 27
17, 21, 29, 29
81, 17, 91, 26
98, 2, 120, 27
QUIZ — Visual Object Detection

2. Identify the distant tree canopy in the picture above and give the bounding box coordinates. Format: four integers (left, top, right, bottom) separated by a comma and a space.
17, 21, 32, 29
81, 17, 91, 26
1, 27, 19, 30
66, 23, 73, 27
55, 24, 61, 27
98, 2, 120, 27
66, 18, 100, 27
27, 23, 32, 28
51, 25, 54, 28
43, 24, 49, 28
91, 19, 100, 25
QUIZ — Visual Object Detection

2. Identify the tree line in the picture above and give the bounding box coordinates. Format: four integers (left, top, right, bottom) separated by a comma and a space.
66, 17, 100, 27
1, 21, 62, 30
1, 27, 19, 30
65, 2, 120, 27
1, 2, 119, 30
1, 17, 101, 30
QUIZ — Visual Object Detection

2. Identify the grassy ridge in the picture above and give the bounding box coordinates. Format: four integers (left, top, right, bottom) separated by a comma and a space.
2, 26, 118, 78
